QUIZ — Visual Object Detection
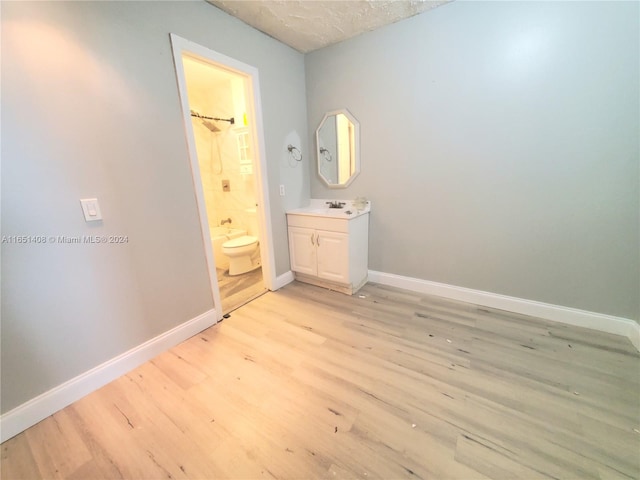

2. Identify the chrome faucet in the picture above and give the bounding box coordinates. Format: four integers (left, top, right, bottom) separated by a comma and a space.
221, 218, 232, 225
326, 201, 346, 209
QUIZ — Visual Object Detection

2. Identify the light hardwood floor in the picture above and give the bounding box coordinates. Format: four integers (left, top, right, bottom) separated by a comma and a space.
2, 281, 639, 479
217, 267, 266, 314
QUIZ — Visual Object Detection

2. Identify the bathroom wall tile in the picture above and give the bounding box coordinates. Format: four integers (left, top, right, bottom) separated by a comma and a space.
189, 75, 260, 236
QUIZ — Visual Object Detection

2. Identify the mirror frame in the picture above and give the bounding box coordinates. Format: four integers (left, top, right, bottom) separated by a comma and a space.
316, 108, 360, 189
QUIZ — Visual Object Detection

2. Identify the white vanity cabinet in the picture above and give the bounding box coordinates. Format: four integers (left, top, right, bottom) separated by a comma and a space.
287, 210, 369, 295
288, 226, 349, 282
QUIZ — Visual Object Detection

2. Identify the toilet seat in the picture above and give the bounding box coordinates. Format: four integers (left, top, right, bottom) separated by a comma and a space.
222, 235, 257, 249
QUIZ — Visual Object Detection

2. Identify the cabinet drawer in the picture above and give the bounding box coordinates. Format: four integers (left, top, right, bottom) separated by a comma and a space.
286, 214, 349, 233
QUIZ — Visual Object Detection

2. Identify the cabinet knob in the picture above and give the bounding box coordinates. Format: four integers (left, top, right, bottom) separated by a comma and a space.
310, 233, 315, 245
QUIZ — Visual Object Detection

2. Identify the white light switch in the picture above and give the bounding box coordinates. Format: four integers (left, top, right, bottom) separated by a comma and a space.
80, 198, 102, 222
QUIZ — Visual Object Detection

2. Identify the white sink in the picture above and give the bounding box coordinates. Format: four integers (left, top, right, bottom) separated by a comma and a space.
308, 207, 350, 215
288, 207, 354, 218
287, 199, 370, 219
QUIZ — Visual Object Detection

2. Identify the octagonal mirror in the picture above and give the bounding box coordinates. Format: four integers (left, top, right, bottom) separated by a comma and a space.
316, 109, 360, 188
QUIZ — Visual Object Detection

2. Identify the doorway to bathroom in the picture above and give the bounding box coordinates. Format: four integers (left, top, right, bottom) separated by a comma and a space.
170, 35, 274, 318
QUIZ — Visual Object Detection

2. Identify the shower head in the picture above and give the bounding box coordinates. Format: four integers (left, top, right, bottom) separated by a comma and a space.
202, 120, 220, 133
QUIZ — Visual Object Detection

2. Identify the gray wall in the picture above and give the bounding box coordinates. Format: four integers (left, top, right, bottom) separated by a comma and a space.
1, 1, 309, 413
306, 1, 640, 322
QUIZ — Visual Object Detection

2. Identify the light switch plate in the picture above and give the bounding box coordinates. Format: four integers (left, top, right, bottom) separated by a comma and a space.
80, 198, 102, 222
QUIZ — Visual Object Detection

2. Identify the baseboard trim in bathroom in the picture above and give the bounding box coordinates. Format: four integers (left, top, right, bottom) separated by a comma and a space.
368, 270, 640, 352
273, 270, 295, 291
0, 309, 218, 443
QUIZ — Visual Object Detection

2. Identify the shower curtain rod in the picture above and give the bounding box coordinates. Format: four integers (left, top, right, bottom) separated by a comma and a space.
190, 111, 235, 125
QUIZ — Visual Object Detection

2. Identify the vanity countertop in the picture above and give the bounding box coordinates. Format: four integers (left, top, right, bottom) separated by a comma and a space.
287, 199, 370, 219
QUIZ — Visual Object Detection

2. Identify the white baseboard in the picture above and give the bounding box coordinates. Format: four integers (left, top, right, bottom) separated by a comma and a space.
368, 270, 640, 352
0, 309, 218, 443
273, 270, 295, 290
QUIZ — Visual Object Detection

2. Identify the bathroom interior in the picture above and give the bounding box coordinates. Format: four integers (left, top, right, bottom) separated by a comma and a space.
183, 55, 266, 314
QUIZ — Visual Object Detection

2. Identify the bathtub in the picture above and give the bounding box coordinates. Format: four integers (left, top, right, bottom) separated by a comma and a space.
210, 226, 247, 270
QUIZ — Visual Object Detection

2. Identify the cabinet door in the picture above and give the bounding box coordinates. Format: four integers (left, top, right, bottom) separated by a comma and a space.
316, 230, 349, 283
288, 226, 317, 276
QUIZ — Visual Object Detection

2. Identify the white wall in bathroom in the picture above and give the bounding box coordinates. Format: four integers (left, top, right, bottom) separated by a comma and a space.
1, 0, 309, 417
306, 1, 640, 322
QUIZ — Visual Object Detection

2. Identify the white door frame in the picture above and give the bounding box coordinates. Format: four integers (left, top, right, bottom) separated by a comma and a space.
169, 34, 276, 321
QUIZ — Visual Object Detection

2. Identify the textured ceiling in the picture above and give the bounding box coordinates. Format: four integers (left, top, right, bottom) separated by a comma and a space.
208, 0, 450, 53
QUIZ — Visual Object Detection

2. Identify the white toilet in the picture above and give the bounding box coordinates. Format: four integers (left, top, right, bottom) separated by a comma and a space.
221, 208, 261, 275
221, 235, 260, 275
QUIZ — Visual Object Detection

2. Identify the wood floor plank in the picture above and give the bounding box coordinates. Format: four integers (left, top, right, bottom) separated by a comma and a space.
23, 409, 92, 479
2, 281, 638, 479
454, 432, 554, 480
1, 433, 42, 480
